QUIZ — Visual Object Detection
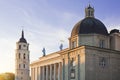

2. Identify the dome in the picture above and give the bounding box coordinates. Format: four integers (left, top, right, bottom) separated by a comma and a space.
19, 30, 27, 43
71, 17, 108, 37
71, 5, 108, 37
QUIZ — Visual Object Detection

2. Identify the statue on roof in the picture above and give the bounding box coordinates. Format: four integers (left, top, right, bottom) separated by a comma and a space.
42, 47, 46, 56
59, 43, 63, 51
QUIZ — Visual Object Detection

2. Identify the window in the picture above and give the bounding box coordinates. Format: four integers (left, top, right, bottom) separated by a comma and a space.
19, 64, 21, 68
71, 69, 75, 79
19, 45, 21, 49
19, 53, 20, 59
23, 45, 26, 47
28, 54, 29, 60
99, 57, 106, 68
23, 64, 25, 68
88, 10, 90, 16
72, 41, 76, 49
99, 40, 105, 48
70, 58, 75, 79
23, 53, 25, 59
27, 46, 29, 50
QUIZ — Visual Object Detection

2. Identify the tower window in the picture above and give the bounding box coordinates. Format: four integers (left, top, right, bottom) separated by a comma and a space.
27, 46, 28, 50
23, 64, 25, 68
19, 53, 20, 59
19, 64, 21, 68
28, 54, 29, 60
19, 45, 21, 49
23, 45, 26, 47
23, 53, 25, 59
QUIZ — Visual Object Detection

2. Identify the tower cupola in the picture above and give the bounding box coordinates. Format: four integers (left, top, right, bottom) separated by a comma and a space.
85, 4, 94, 17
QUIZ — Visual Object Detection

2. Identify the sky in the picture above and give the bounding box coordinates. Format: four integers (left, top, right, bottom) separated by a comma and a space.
0, 0, 120, 73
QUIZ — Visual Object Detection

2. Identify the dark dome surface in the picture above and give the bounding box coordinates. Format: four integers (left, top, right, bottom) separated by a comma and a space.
71, 17, 108, 37
19, 37, 27, 43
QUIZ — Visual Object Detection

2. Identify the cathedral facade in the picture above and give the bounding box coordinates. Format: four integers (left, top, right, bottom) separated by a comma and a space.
30, 5, 120, 80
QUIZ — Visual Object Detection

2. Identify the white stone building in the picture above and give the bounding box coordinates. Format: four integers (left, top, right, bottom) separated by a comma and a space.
29, 5, 120, 80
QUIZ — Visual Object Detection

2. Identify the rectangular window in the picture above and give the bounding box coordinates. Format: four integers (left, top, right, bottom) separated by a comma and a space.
99, 40, 105, 48
72, 41, 76, 49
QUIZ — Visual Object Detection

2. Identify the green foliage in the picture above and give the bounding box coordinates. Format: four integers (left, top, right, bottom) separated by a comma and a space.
0, 73, 15, 80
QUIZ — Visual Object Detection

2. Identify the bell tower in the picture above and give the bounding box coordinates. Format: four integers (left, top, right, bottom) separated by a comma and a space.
15, 30, 30, 80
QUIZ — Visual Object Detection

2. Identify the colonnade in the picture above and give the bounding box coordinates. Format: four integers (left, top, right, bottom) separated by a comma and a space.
31, 62, 62, 80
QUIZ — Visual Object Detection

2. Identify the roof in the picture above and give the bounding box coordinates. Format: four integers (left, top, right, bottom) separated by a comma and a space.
18, 30, 27, 43
71, 17, 108, 37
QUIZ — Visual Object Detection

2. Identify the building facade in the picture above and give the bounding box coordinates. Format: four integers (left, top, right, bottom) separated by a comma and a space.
15, 30, 30, 80
30, 5, 120, 80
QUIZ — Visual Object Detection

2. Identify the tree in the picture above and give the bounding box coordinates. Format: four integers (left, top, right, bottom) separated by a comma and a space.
0, 73, 15, 80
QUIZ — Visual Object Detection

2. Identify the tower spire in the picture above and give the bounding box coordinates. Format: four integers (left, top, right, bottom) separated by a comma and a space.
19, 30, 27, 43
22, 30, 24, 38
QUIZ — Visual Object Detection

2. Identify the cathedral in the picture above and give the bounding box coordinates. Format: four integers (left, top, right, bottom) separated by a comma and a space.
15, 5, 120, 80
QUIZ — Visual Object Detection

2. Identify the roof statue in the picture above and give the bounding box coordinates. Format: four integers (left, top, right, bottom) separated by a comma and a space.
59, 43, 63, 51
42, 47, 46, 56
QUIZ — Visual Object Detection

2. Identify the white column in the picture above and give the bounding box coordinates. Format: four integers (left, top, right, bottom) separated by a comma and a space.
42, 66, 45, 80
54, 63, 56, 80
31, 68, 33, 80
33, 68, 35, 80
39, 66, 41, 80
50, 65, 52, 80
35, 67, 37, 80
46, 65, 48, 80
37, 67, 39, 80
58, 63, 60, 80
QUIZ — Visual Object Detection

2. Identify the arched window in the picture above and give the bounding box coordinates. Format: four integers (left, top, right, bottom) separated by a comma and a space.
23, 64, 25, 68
19, 45, 21, 49
19, 53, 20, 59
23, 53, 25, 59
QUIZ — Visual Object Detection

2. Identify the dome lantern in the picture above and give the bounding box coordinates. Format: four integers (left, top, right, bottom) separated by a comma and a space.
71, 5, 108, 37
85, 4, 94, 18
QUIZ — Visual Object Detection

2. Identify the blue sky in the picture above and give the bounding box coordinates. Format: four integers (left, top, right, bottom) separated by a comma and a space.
0, 0, 120, 73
